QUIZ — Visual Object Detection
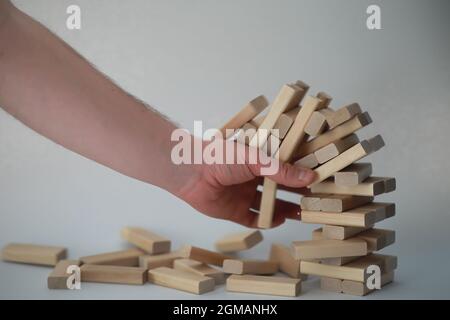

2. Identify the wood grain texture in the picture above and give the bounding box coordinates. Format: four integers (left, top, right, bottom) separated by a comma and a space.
301, 206, 377, 227
139, 251, 182, 269
2, 243, 67, 266
179, 245, 232, 266
226, 274, 301, 297
148, 267, 215, 294
80, 264, 147, 285
80, 248, 144, 267
291, 238, 368, 260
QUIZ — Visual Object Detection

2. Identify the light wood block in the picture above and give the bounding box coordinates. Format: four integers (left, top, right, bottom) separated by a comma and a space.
179, 245, 232, 266
296, 112, 372, 158
320, 194, 374, 212
174, 259, 226, 285
334, 163, 373, 186
215, 230, 263, 253
311, 136, 384, 185
356, 229, 395, 252
249, 84, 305, 148
263, 134, 281, 157
295, 153, 319, 169
48, 260, 81, 289
362, 202, 396, 221
269, 243, 307, 279
316, 91, 333, 109
301, 206, 377, 227
258, 96, 322, 228
226, 274, 301, 297
304, 111, 328, 136
223, 259, 278, 275
342, 271, 395, 296
311, 177, 396, 196
148, 267, 215, 294
236, 122, 257, 145
80, 248, 144, 267
327, 103, 362, 129
300, 194, 324, 211
251, 107, 299, 139
314, 134, 360, 164
320, 277, 342, 293
139, 251, 182, 269
220, 95, 268, 138
291, 239, 368, 260
121, 227, 170, 254
80, 264, 147, 285
2, 243, 67, 266
322, 256, 362, 266
322, 225, 369, 240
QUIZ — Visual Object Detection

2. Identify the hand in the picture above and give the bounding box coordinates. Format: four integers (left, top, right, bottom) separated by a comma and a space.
178, 139, 315, 228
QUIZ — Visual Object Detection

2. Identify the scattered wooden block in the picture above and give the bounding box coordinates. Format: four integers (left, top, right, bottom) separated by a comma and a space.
327, 103, 362, 129
80, 264, 147, 285
269, 243, 306, 279
291, 238, 368, 260
139, 251, 182, 269
322, 225, 369, 240
342, 271, 395, 296
215, 230, 263, 253
249, 84, 305, 148
220, 95, 268, 138
223, 259, 278, 275
179, 245, 232, 267
121, 227, 170, 255
80, 248, 144, 267
300, 194, 324, 211
311, 177, 396, 196
236, 122, 257, 145
2, 243, 67, 266
314, 134, 360, 164
226, 274, 301, 297
295, 153, 319, 169
320, 194, 374, 212
148, 267, 215, 294
173, 259, 226, 285
48, 260, 81, 289
301, 206, 377, 227
296, 112, 371, 158
334, 163, 373, 186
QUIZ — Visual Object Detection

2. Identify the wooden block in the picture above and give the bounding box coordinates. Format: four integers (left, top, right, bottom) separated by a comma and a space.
300, 254, 394, 282
215, 230, 263, 253
342, 271, 394, 296
291, 239, 368, 260
318, 108, 336, 124
356, 229, 395, 252
334, 163, 373, 186
258, 96, 322, 228
316, 91, 333, 109
300, 194, 323, 211
327, 103, 362, 129
311, 137, 383, 185
139, 251, 182, 269
80, 264, 147, 285
320, 194, 374, 212
179, 245, 232, 266
320, 277, 342, 293
314, 134, 360, 164
220, 95, 268, 138
312, 228, 324, 240
311, 177, 396, 196
322, 225, 369, 240
301, 206, 377, 227
322, 256, 362, 266
249, 84, 305, 148
296, 112, 372, 158
2, 243, 67, 266
251, 107, 300, 139
148, 267, 215, 294
263, 134, 281, 157
362, 202, 396, 221
121, 227, 170, 254
236, 122, 257, 145
304, 111, 328, 136
226, 274, 301, 297
174, 259, 226, 285
295, 153, 319, 169
223, 259, 278, 275
269, 243, 307, 279
80, 248, 144, 267
48, 260, 81, 289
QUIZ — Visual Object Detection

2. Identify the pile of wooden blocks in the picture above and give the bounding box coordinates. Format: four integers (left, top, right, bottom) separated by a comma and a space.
1, 81, 396, 297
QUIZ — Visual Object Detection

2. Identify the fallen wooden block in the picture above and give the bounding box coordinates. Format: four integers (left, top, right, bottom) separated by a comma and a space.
48, 260, 81, 289
179, 245, 232, 266
148, 267, 215, 294
173, 259, 226, 285
80, 264, 147, 285
223, 259, 278, 275
322, 225, 369, 240
236, 122, 257, 145
296, 112, 372, 158
291, 238, 368, 260
311, 177, 396, 196
220, 95, 268, 138
301, 206, 377, 227
334, 163, 373, 186
139, 251, 182, 269
2, 243, 67, 266
327, 103, 362, 129
226, 274, 301, 297
342, 271, 395, 296
80, 248, 144, 267
121, 227, 170, 254
295, 153, 319, 169
311, 135, 384, 185
314, 134, 360, 164
320, 194, 374, 212
269, 243, 306, 279
215, 230, 263, 253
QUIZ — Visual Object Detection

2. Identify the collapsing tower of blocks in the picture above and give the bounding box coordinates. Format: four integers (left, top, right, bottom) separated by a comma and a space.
221, 81, 397, 296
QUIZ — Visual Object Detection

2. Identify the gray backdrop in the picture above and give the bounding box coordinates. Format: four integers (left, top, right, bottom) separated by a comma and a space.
1, 0, 449, 299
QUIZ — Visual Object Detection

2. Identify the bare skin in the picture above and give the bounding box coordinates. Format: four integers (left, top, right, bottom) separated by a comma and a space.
0, 1, 314, 228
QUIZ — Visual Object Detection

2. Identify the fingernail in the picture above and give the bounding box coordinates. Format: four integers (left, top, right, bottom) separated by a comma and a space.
298, 168, 315, 182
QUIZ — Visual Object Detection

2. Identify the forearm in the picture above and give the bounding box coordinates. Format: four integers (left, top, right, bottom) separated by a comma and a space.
0, 3, 196, 196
